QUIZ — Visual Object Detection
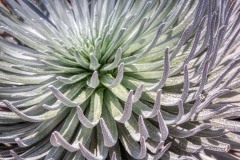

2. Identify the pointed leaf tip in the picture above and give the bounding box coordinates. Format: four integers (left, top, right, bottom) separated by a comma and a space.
53, 131, 79, 152
111, 152, 117, 160
142, 89, 162, 118
133, 83, 144, 103
154, 142, 172, 160
109, 62, 124, 88
157, 110, 169, 141
89, 52, 100, 70
87, 71, 99, 88
50, 132, 60, 147
48, 85, 77, 107
79, 142, 103, 160
146, 48, 169, 91
2, 100, 44, 122
138, 115, 149, 140
76, 106, 97, 128
99, 118, 117, 147
117, 90, 133, 123
15, 138, 28, 147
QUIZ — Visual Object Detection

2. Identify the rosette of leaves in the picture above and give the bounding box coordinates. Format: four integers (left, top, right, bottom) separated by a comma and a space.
0, 0, 240, 160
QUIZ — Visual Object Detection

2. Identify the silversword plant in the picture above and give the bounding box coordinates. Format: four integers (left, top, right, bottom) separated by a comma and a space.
0, 0, 240, 159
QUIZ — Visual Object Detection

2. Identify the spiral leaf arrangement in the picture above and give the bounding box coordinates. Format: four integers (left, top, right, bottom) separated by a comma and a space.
0, 0, 240, 159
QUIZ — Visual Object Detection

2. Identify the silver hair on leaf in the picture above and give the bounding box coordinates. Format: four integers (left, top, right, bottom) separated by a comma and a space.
0, 0, 240, 159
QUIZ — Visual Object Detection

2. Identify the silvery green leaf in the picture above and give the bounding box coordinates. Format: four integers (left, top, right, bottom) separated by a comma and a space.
1, 0, 240, 159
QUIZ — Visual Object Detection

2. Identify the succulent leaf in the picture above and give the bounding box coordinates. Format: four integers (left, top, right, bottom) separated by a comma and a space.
0, 0, 240, 159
